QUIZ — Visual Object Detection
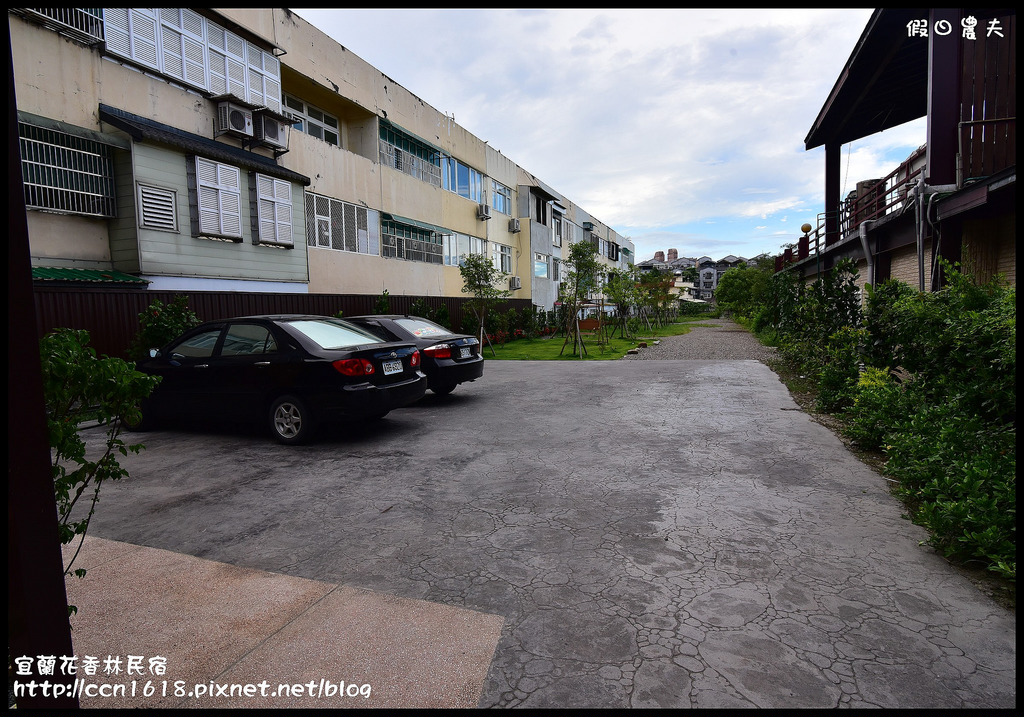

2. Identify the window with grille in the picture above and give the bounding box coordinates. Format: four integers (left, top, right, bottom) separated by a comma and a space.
18, 121, 116, 217
14, 8, 104, 44
382, 220, 444, 264
379, 123, 441, 187
304, 192, 378, 255
190, 157, 242, 239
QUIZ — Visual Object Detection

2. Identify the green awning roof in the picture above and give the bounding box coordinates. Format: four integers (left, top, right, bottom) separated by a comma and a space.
32, 267, 150, 285
380, 213, 450, 235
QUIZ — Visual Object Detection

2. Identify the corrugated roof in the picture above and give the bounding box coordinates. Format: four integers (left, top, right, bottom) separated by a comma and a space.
32, 267, 150, 285
98, 104, 310, 186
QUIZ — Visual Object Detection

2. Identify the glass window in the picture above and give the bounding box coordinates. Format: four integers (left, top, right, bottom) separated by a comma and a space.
283, 94, 339, 147
534, 253, 548, 279
285, 319, 384, 350
393, 318, 456, 339
169, 328, 223, 359
442, 156, 483, 202
492, 181, 512, 215
221, 323, 278, 356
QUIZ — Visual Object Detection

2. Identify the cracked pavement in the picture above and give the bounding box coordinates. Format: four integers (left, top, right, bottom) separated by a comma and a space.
76, 358, 1015, 708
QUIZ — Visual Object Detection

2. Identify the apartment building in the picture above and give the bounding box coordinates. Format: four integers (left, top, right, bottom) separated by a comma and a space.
10, 8, 633, 317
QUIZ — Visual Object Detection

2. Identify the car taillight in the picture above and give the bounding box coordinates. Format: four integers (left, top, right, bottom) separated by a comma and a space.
422, 344, 451, 359
410, 349, 421, 367
333, 358, 375, 376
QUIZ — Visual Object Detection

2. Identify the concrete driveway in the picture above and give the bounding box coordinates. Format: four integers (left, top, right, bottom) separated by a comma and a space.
64, 359, 1015, 709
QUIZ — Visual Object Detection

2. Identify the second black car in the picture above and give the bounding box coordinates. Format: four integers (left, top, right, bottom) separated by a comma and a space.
346, 315, 484, 396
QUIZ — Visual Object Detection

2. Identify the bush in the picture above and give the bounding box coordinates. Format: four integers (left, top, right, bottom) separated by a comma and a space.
433, 304, 451, 330
128, 295, 200, 361
815, 327, 866, 413
41, 329, 160, 589
843, 367, 905, 449
886, 401, 1015, 579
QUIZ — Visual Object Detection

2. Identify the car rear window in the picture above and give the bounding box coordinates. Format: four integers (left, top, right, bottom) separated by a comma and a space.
285, 319, 384, 349
394, 318, 455, 338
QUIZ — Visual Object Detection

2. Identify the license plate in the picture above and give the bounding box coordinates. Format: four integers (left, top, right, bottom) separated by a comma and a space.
381, 359, 403, 375
459, 347, 472, 359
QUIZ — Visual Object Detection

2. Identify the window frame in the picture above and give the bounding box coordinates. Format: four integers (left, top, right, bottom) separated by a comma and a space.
284, 94, 339, 147
251, 173, 293, 247
190, 156, 243, 240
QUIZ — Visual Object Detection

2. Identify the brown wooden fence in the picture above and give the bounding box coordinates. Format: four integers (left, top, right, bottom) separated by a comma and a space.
32, 286, 534, 359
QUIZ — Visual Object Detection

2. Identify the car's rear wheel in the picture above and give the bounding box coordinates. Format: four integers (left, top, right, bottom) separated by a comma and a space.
269, 394, 315, 445
431, 383, 456, 396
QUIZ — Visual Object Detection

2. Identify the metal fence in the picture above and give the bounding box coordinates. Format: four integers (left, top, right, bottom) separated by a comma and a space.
32, 287, 533, 359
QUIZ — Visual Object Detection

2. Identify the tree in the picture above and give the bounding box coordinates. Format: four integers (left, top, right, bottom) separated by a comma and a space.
604, 265, 643, 339
558, 239, 602, 356
715, 263, 772, 318
41, 329, 160, 591
459, 252, 509, 356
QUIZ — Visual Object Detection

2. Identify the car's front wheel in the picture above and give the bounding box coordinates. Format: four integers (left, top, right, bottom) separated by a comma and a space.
269, 394, 315, 445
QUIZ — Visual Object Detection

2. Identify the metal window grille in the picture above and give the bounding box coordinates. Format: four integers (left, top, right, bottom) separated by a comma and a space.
19, 122, 116, 217
15, 8, 104, 43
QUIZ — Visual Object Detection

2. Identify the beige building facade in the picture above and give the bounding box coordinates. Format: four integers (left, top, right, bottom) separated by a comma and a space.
11, 8, 633, 309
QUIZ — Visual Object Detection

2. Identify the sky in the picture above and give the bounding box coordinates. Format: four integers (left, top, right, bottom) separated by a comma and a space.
291, 8, 927, 263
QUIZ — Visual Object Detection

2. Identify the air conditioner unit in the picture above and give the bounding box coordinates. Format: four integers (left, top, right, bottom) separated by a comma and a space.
253, 113, 288, 149
508, 217, 521, 233
509, 276, 522, 290
477, 203, 492, 220
216, 102, 253, 138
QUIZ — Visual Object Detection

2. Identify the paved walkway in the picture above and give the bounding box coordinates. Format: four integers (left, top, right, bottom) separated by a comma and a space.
44, 321, 1015, 709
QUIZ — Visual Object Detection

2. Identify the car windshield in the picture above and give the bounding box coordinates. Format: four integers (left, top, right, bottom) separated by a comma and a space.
394, 318, 456, 339
285, 319, 384, 349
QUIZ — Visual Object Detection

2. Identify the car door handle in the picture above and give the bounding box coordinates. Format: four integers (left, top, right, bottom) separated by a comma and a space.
194, 364, 209, 369
255, 361, 271, 366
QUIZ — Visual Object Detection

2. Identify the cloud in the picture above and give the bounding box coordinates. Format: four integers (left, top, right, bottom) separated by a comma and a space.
292, 9, 926, 260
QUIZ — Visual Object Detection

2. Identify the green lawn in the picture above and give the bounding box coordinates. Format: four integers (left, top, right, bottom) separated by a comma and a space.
482, 319, 716, 360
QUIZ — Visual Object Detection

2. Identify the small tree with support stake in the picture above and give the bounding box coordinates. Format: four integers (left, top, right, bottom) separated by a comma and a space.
459, 252, 509, 357
559, 239, 602, 357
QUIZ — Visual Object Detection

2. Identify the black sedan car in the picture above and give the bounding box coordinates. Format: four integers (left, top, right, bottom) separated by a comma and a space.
131, 315, 427, 444
346, 315, 483, 396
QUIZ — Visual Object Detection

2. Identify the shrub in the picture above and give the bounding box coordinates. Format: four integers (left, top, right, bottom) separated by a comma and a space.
815, 327, 867, 413
374, 289, 391, 314
433, 304, 451, 330
843, 366, 905, 449
41, 329, 160, 591
128, 295, 200, 361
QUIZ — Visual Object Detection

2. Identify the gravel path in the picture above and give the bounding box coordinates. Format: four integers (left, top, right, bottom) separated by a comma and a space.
620, 317, 779, 363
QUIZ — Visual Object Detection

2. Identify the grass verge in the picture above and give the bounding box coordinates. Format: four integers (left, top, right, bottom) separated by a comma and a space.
482, 319, 715, 360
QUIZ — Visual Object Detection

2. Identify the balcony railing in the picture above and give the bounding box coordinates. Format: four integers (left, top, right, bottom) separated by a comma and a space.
779, 149, 926, 269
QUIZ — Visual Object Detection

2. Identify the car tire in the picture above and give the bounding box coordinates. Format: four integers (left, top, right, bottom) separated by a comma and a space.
431, 383, 456, 396
269, 394, 315, 445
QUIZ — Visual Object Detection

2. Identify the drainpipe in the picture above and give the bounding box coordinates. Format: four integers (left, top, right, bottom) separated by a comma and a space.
912, 178, 958, 291
913, 178, 925, 291
858, 219, 875, 287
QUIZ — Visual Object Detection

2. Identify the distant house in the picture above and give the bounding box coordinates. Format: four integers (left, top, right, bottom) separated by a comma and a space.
789, 8, 1015, 292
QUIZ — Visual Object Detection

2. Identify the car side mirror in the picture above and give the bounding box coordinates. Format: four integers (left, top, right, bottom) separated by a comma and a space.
149, 348, 161, 358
